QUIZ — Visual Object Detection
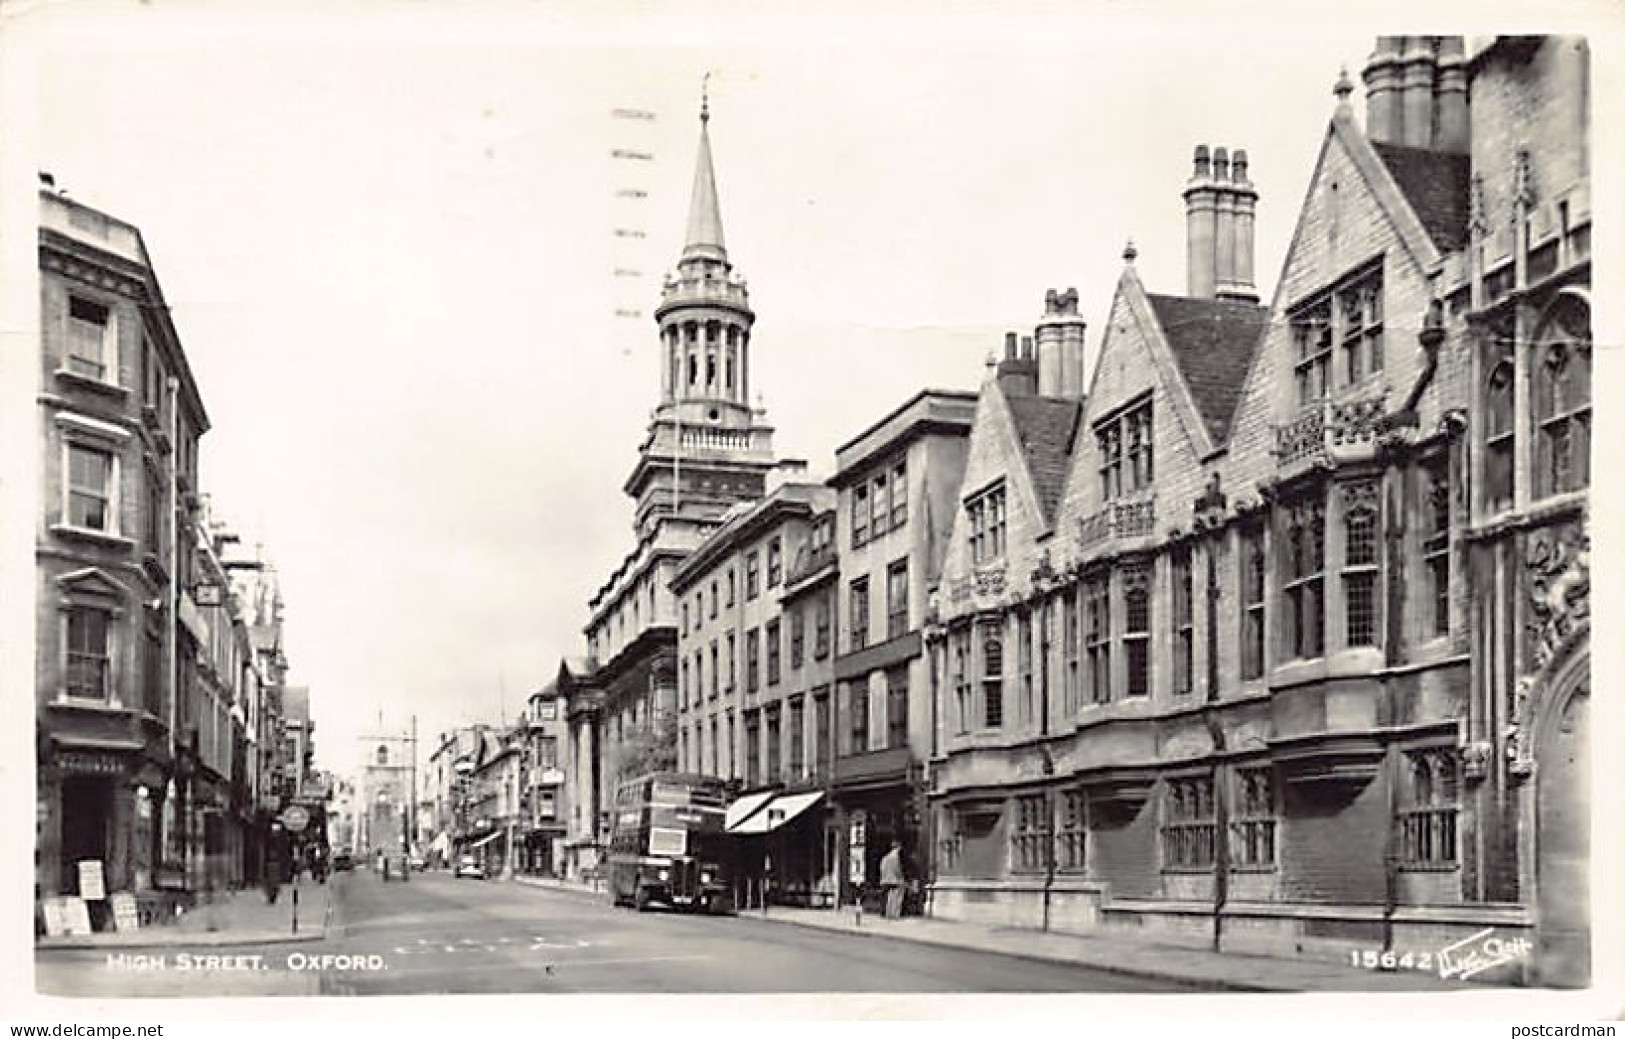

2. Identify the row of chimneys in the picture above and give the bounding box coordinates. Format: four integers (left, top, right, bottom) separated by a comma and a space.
1361, 36, 1469, 153
1184, 145, 1259, 303
992, 35, 1472, 400
995, 287, 1088, 399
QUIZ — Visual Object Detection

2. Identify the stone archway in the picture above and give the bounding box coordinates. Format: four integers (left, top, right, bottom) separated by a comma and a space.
1533, 648, 1589, 988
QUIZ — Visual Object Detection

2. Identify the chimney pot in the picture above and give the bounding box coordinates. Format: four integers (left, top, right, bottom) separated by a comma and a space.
1020, 335, 1034, 361
1004, 332, 1018, 360
1232, 149, 1249, 183
1213, 146, 1231, 181
1193, 144, 1211, 179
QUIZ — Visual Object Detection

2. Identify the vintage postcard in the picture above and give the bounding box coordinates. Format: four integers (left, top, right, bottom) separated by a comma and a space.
3, 0, 1618, 1024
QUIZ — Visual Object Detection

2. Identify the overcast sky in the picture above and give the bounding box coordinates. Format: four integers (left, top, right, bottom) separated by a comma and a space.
8, 1, 1610, 783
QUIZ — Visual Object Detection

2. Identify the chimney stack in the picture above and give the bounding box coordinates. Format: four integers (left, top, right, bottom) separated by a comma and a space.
996, 330, 1039, 397
1361, 36, 1469, 154
1400, 36, 1438, 148
1184, 145, 1218, 298
1362, 36, 1405, 144
1433, 37, 1470, 153
1036, 288, 1087, 399
1185, 143, 1259, 303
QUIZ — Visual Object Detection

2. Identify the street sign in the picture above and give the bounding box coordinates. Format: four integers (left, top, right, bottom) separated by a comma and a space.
281, 806, 310, 833
194, 582, 223, 607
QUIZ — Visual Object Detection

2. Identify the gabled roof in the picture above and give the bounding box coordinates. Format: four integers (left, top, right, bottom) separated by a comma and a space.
1144, 294, 1269, 446
1369, 141, 1471, 253
1003, 393, 1081, 525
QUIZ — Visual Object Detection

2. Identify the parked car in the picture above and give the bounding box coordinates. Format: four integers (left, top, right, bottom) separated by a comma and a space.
332, 850, 353, 872
408, 853, 426, 872
454, 855, 486, 879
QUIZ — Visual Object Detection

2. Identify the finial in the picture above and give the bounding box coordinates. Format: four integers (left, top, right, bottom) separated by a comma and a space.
701, 72, 711, 123
1123, 238, 1138, 264
1333, 65, 1354, 105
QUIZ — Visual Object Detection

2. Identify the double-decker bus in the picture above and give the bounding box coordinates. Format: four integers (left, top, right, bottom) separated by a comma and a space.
607, 772, 732, 913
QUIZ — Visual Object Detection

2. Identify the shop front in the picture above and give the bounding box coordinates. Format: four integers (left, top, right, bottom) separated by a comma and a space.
827, 753, 925, 914
724, 789, 830, 908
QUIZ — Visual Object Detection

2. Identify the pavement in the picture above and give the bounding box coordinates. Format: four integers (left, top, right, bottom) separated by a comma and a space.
36, 877, 332, 950
511, 874, 1478, 993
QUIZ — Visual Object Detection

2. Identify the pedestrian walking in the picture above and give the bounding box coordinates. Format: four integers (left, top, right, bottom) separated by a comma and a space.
880, 841, 905, 920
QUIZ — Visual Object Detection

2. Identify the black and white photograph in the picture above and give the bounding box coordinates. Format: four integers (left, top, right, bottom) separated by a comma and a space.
1, 0, 1617, 1023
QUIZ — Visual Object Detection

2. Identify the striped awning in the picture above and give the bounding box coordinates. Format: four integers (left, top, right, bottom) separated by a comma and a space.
723, 790, 776, 832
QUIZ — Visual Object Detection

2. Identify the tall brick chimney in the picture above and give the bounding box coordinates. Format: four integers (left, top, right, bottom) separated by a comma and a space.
1184, 143, 1258, 302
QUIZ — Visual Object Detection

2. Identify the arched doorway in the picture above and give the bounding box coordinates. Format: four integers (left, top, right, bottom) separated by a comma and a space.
1535, 670, 1589, 988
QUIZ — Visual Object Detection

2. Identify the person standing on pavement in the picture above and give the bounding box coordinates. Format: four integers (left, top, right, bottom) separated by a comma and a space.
880, 841, 905, 919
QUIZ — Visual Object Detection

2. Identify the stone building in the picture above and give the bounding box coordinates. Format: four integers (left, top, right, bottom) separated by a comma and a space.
828, 389, 976, 908
35, 184, 210, 910
519, 683, 569, 875
671, 479, 835, 906
561, 96, 779, 879
924, 35, 1590, 987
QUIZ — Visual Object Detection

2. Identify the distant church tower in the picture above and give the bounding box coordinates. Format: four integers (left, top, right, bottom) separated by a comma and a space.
624, 91, 776, 540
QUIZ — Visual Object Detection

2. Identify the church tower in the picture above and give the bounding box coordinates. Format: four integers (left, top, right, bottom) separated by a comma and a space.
624, 92, 776, 539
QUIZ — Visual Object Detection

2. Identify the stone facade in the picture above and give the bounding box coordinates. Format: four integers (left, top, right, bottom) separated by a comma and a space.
922, 36, 1590, 987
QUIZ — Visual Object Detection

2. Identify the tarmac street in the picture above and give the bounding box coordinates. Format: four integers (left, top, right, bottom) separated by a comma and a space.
34, 869, 1203, 996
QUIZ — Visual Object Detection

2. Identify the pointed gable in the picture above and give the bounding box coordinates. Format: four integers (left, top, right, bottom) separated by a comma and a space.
1004, 393, 1082, 526
1145, 294, 1269, 446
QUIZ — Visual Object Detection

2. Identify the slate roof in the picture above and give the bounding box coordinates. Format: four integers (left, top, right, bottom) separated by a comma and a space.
1003, 393, 1082, 526
1370, 141, 1472, 253
1145, 294, 1270, 447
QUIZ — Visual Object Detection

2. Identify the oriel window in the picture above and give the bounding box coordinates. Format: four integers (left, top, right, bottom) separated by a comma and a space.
1422, 456, 1451, 638
1532, 295, 1592, 498
1122, 563, 1151, 698
1281, 492, 1325, 660
981, 625, 1004, 729
1341, 482, 1380, 648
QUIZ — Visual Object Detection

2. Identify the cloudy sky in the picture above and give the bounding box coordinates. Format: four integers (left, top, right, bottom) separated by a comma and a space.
6, 1, 1607, 782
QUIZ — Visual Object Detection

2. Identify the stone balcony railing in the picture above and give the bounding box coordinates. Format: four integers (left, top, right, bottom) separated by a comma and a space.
1076, 496, 1157, 551
679, 426, 760, 453
1273, 394, 1387, 471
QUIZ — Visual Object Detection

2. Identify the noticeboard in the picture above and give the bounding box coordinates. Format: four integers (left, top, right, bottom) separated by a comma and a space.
77, 859, 106, 901
110, 892, 140, 932
43, 896, 93, 936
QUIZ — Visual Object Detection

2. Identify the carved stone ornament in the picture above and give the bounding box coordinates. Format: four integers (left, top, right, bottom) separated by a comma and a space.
972, 565, 1007, 599
1459, 740, 1493, 781
1505, 675, 1537, 780
1525, 524, 1589, 676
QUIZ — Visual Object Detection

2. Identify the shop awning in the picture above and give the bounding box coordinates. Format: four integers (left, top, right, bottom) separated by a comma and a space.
724, 790, 777, 832
729, 791, 825, 835
465, 832, 502, 850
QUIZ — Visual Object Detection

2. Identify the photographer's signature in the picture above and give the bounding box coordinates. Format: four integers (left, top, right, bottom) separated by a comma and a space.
1351, 928, 1532, 980
1437, 928, 1532, 981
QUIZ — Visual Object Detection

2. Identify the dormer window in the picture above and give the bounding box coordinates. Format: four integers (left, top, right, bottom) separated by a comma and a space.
966, 481, 1007, 565
1095, 398, 1153, 500
1291, 261, 1384, 404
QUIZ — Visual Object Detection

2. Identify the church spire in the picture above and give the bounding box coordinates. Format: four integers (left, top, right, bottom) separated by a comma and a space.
682, 77, 727, 263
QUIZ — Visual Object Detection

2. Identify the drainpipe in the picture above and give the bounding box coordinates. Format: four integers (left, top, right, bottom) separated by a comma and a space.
1203, 539, 1228, 953
1039, 598, 1054, 932
166, 376, 182, 889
